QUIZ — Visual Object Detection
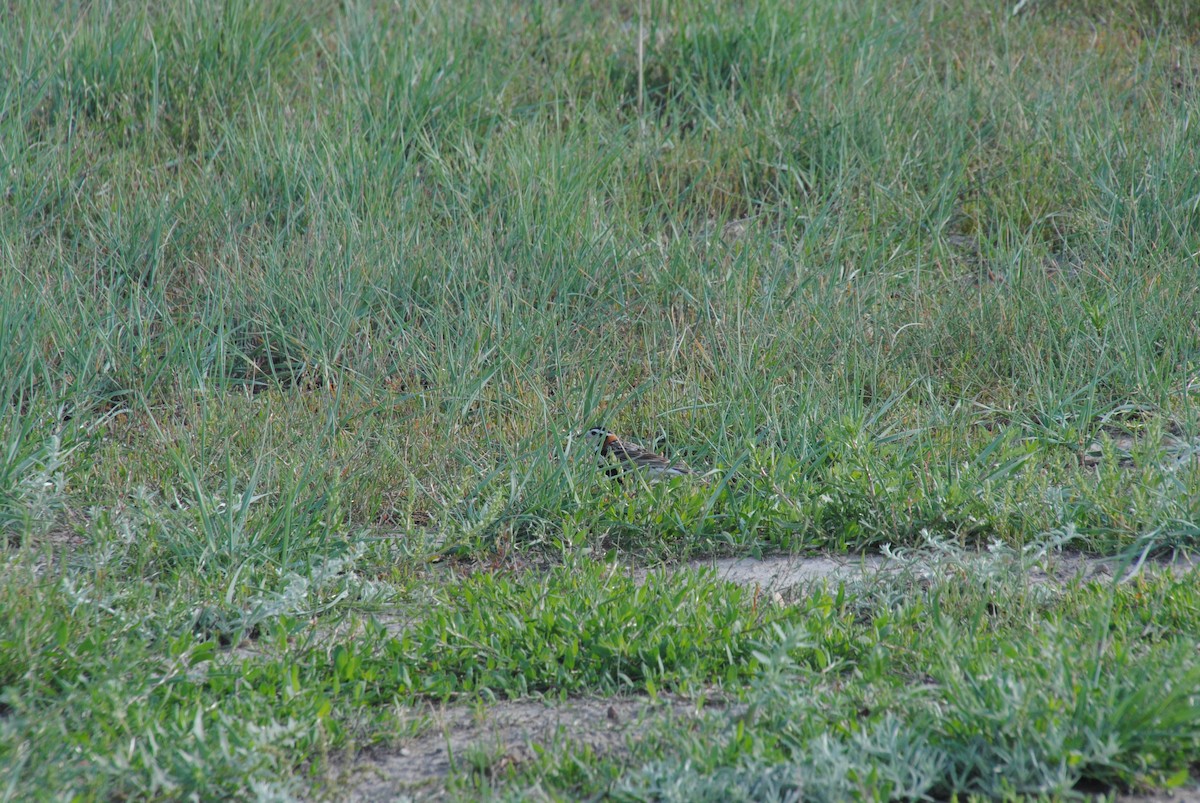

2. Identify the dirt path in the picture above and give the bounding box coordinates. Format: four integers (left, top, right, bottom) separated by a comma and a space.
690, 548, 1198, 596
322, 693, 716, 801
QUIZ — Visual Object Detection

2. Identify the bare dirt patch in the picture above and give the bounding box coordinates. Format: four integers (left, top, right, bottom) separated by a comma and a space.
322, 694, 717, 802
1082, 430, 1200, 469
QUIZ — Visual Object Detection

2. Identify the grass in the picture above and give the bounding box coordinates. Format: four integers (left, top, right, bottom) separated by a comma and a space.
1, 0, 1199, 798
450, 556, 1200, 801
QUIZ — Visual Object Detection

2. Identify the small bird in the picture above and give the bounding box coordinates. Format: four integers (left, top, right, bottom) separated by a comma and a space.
585, 428, 694, 479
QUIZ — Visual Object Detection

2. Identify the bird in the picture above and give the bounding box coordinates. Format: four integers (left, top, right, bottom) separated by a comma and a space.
585, 428, 694, 479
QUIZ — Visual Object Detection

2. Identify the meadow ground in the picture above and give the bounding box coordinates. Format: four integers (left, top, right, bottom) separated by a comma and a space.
1, 0, 1199, 799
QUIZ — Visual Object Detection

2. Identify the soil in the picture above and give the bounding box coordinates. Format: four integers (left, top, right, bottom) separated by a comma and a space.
321, 694, 717, 801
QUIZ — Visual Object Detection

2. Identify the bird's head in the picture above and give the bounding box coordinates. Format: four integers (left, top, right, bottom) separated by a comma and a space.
584, 427, 618, 446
